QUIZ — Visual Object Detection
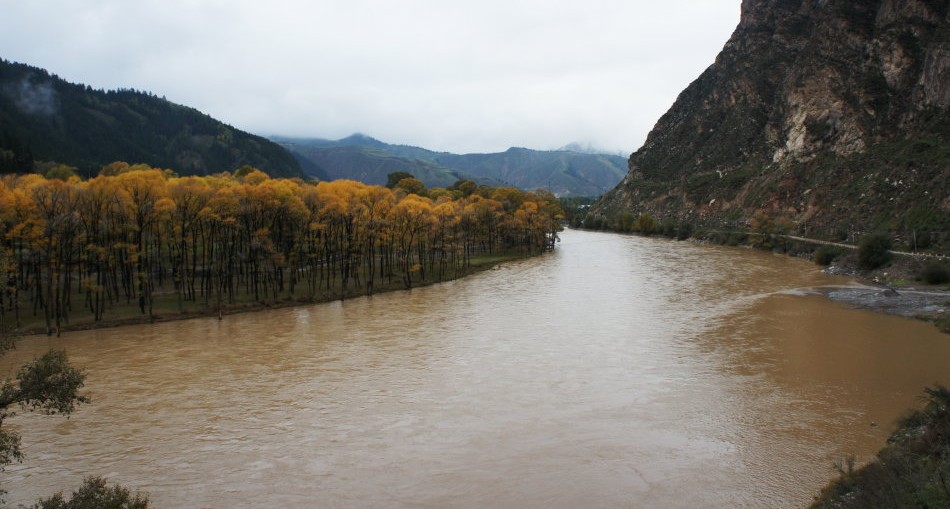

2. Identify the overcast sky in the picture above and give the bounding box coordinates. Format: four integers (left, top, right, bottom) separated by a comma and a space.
1, 0, 740, 155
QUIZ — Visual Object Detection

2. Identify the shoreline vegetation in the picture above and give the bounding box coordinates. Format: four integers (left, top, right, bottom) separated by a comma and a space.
808, 385, 950, 509
1, 164, 563, 338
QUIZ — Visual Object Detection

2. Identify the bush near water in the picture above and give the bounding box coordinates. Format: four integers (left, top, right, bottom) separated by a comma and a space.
810, 386, 950, 509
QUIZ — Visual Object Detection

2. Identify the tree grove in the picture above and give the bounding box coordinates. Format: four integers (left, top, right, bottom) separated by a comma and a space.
0, 166, 563, 334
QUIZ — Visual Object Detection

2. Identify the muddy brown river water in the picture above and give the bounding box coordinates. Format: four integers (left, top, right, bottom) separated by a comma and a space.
3, 229, 948, 508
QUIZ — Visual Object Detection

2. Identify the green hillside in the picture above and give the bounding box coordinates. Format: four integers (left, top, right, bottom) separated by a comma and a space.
0, 58, 303, 178
278, 138, 494, 188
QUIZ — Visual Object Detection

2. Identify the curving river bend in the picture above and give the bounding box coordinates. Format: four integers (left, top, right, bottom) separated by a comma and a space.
3, 229, 949, 508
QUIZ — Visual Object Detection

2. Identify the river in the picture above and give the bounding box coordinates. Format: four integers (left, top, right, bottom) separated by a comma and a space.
3, 229, 948, 508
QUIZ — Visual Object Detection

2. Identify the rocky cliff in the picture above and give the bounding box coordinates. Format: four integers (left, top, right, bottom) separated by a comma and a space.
592, 0, 949, 245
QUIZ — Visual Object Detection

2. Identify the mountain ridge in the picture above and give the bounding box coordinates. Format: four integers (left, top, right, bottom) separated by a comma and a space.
0, 58, 304, 178
277, 135, 627, 196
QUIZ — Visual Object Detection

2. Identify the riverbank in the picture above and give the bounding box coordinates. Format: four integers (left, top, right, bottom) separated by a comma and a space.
808, 385, 950, 509
5, 251, 533, 337
818, 253, 950, 333
693, 230, 950, 333
808, 283, 950, 333
579, 226, 950, 332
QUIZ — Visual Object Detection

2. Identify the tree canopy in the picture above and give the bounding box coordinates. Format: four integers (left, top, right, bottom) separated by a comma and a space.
0, 164, 563, 334
0, 347, 88, 501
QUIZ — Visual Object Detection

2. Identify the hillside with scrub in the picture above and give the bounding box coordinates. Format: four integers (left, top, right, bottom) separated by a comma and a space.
591, 0, 949, 251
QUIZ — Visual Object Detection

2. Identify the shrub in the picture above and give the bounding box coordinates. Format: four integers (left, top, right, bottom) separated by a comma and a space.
660, 219, 677, 238
32, 477, 149, 509
919, 261, 950, 285
857, 233, 892, 270
911, 231, 932, 250
813, 246, 843, 266
394, 177, 426, 196
385, 171, 414, 189
676, 222, 694, 240
582, 214, 607, 230
726, 233, 748, 246
618, 211, 636, 232
635, 213, 657, 235
711, 232, 746, 246
809, 386, 950, 509
835, 227, 849, 242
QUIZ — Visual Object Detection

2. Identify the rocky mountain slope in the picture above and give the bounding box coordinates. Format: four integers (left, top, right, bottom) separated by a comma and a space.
0, 59, 303, 178
592, 0, 949, 246
278, 135, 627, 196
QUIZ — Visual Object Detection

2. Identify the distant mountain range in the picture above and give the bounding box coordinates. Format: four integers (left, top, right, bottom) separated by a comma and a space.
276, 134, 627, 196
0, 58, 625, 196
0, 59, 303, 178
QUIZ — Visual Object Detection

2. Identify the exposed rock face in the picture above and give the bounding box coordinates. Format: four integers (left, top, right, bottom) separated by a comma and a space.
593, 0, 949, 243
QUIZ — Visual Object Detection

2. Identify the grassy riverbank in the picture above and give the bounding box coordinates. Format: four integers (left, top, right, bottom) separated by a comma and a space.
7, 251, 532, 336
809, 386, 950, 509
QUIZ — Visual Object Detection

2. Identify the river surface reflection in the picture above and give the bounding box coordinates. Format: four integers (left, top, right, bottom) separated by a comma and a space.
3, 229, 949, 508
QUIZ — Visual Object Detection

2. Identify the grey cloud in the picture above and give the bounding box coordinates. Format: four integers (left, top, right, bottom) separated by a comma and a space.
0, 0, 741, 154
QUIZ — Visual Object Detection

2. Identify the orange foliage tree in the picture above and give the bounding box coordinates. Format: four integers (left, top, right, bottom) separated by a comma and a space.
0, 165, 562, 334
